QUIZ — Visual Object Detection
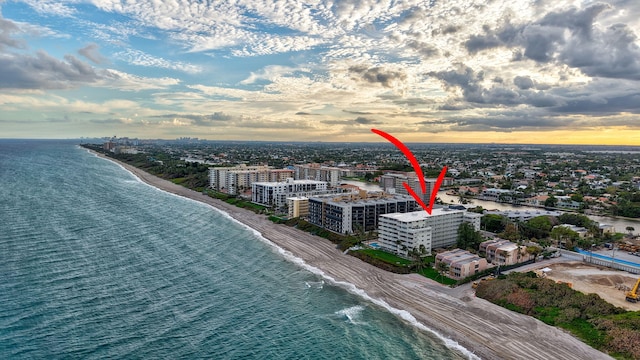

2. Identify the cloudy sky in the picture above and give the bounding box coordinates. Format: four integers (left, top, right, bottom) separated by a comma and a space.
1, 0, 639, 144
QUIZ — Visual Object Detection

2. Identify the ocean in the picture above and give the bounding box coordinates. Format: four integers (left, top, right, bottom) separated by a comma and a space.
0, 140, 466, 359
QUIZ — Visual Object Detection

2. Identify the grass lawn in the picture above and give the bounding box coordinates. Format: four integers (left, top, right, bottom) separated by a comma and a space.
416, 267, 458, 285
358, 248, 412, 266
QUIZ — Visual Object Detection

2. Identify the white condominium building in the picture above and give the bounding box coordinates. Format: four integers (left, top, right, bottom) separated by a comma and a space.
378, 212, 432, 258
252, 178, 333, 209
378, 208, 465, 256
209, 165, 294, 195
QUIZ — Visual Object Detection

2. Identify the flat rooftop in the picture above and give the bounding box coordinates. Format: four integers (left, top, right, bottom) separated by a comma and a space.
381, 208, 465, 221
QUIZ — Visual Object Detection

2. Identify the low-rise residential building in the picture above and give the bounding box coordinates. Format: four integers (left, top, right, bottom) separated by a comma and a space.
483, 209, 562, 222
480, 239, 533, 266
435, 249, 489, 280
378, 208, 465, 255
556, 224, 590, 238
556, 195, 581, 210
308, 192, 416, 234
599, 224, 616, 234
480, 188, 513, 201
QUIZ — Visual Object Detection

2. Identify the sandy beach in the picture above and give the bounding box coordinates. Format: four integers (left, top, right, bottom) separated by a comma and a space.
97, 152, 613, 360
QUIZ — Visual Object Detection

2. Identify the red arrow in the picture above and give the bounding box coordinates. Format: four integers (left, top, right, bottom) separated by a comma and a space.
371, 129, 447, 215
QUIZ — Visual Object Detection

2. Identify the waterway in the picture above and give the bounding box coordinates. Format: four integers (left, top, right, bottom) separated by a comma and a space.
340, 180, 640, 234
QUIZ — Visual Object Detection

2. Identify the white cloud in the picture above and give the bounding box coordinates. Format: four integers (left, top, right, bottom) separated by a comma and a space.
113, 49, 203, 73
99, 69, 180, 91
21, 0, 77, 17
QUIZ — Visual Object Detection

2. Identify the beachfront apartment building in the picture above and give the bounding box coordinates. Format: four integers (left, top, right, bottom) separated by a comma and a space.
252, 178, 339, 210
377, 208, 465, 255
435, 249, 489, 280
294, 164, 342, 187
378, 212, 433, 257
307, 192, 416, 234
209, 165, 295, 195
287, 196, 309, 218
480, 239, 533, 266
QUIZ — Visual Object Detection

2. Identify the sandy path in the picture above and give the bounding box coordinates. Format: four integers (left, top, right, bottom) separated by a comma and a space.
96, 152, 613, 360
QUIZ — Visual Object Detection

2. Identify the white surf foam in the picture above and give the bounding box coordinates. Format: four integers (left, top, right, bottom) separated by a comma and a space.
335, 305, 366, 324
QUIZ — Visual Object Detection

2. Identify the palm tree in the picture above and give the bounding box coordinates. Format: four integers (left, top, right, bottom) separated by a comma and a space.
410, 245, 428, 273
436, 261, 450, 282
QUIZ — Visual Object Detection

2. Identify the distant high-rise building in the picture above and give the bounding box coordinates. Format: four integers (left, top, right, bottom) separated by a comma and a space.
294, 164, 342, 187
379, 172, 439, 204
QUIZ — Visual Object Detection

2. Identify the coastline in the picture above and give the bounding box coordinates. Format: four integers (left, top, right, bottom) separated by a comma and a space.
91, 150, 613, 360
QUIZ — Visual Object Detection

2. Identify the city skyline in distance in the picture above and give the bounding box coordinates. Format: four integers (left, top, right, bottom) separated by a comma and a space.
1, 1, 639, 145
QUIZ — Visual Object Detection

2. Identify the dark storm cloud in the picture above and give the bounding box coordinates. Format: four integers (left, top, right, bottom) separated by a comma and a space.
78, 43, 108, 64
406, 40, 439, 58
430, 65, 564, 108
462, 4, 640, 79
0, 16, 23, 49
348, 65, 407, 87
0, 14, 103, 90
555, 93, 640, 115
464, 34, 501, 54
513, 76, 534, 90
342, 110, 372, 115
442, 25, 461, 35
0, 51, 100, 89
559, 23, 640, 80
354, 116, 380, 124
429, 65, 484, 103
423, 113, 576, 132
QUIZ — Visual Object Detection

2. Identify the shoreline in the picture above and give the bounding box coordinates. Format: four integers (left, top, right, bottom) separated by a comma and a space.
91, 150, 613, 360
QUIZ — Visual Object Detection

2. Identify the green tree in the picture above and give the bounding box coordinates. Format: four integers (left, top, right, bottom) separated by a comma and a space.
500, 223, 521, 241
557, 213, 593, 228
544, 195, 558, 208
410, 245, 428, 273
550, 226, 579, 248
457, 222, 483, 250
481, 214, 507, 233
436, 261, 450, 282
527, 216, 553, 232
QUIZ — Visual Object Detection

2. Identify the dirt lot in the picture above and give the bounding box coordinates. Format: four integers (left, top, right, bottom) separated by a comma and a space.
540, 262, 640, 310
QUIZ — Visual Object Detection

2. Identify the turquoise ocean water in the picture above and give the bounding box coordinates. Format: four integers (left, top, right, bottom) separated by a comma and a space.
0, 140, 468, 359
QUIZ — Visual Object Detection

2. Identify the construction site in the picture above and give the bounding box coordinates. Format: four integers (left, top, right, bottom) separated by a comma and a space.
532, 260, 640, 310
